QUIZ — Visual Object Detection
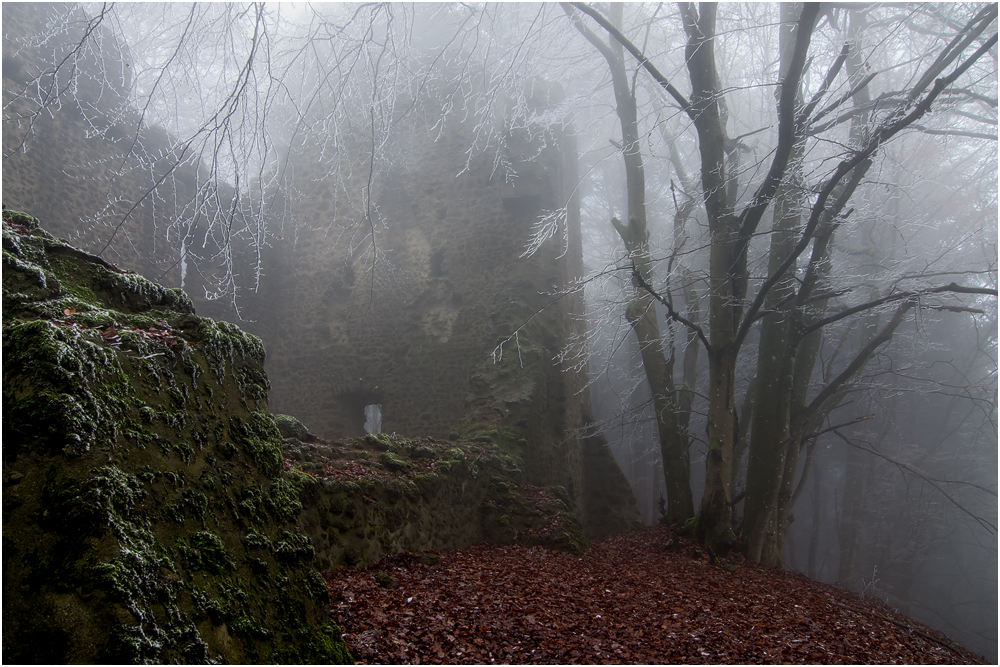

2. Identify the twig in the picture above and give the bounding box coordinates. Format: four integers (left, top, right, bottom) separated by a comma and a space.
631, 267, 711, 353
826, 600, 970, 660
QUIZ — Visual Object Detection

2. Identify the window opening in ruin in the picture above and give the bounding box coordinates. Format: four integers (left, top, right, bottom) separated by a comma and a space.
430, 249, 445, 277
364, 404, 382, 434
334, 382, 383, 436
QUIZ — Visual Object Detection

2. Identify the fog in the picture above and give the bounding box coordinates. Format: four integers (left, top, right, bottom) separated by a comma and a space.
3, 2, 996, 661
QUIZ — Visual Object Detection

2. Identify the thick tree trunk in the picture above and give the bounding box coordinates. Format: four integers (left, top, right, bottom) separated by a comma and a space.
742, 259, 797, 561
699, 343, 739, 550
731, 373, 756, 493
768, 8, 877, 564
680, 3, 738, 553
743, 3, 806, 564
745, 6, 878, 565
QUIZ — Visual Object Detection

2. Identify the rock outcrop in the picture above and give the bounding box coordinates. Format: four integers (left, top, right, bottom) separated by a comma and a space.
3, 210, 348, 663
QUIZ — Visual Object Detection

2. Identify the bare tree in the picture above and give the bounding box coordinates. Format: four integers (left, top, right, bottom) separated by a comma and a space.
562, 1, 996, 556
562, 2, 695, 526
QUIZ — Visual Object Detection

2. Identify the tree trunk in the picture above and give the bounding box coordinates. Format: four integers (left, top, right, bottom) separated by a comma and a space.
768, 8, 878, 564
743, 2, 807, 564
680, 3, 738, 552
745, 6, 879, 565
565, 3, 694, 524
729, 368, 758, 508
837, 429, 874, 586
806, 461, 823, 579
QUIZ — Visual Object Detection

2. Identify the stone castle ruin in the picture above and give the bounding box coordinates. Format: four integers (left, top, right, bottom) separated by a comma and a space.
3, 4, 638, 542
244, 77, 640, 537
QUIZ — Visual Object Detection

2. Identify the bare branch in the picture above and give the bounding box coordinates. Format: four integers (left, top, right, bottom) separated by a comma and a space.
735, 4, 821, 252
738, 29, 1000, 346
565, 2, 692, 116
911, 124, 998, 141
802, 299, 913, 421
631, 266, 711, 353
800, 282, 999, 338
833, 431, 998, 533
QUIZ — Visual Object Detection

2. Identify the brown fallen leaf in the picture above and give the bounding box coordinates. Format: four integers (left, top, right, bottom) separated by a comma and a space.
324, 525, 985, 665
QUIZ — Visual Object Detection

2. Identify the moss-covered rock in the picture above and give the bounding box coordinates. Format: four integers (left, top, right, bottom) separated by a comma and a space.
2, 211, 351, 664
273, 413, 312, 440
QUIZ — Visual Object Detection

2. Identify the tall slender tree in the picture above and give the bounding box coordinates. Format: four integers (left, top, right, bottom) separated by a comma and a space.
562, 2, 694, 525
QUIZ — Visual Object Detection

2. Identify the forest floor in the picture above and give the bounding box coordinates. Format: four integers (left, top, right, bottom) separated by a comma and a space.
323, 524, 983, 665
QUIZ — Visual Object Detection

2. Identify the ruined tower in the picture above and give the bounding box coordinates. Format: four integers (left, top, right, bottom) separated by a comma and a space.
244, 77, 638, 536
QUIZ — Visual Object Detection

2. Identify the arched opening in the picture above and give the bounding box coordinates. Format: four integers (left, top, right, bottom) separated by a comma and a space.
364, 404, 382, 434
333, 380, 385, 436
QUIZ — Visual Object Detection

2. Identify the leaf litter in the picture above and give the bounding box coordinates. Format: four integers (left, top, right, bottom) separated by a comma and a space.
325, 525, 984, 664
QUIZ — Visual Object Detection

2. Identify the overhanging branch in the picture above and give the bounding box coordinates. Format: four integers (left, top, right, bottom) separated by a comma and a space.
801, 299, 913, 422
568, 2, 692, 117
737, 29, 999, 347
800, 282, 998, 338
833, 430, 998, 534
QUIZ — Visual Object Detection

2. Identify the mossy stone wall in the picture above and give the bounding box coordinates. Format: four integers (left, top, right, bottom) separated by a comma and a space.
281, 433, 590, 570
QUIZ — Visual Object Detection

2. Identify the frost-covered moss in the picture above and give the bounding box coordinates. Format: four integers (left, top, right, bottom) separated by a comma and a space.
274, 531, 315, 563
229, 412, 284, 476
193, 318, 267, 382
266, 476, 305, 521
3, 319, 136, 456
181, 531, 234, 574
380, 449, 413, 472
2, 212, 351, 664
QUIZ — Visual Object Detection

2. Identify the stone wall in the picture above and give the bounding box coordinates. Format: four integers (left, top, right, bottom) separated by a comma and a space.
250, 107, 570, 439
279, 431, 590, 571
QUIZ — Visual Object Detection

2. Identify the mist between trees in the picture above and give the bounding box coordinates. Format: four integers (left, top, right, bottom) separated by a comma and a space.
3, 1, 997, 661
